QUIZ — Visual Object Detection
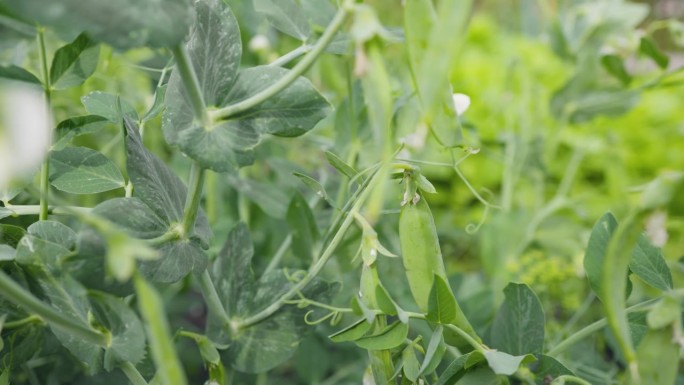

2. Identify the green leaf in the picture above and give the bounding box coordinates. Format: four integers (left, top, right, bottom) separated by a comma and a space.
636, 329, 679, 384
2, 0, 193, 49
584, 212, 617, 300
163, 0, 244, 170
89, 291, 145, 370
490, 283, 545, 355
324, 151, 359, 180
226, 174, 290, 218
54, 115, 110, 150
219, 272, 337, 373
93, 198, 167, 240
629, 233, 673, 291
455, 366, 498, 385
640, 36, 669, 69
483, 350, 536, 376
38, 274, 103, 374
646, 295, 680, 329
529, 355, 574, 385
124, 119, 211, 247
293, 172, 330, 203
0, 245, 14, 261
0, 65, 41, 85
286, 193, 319, 262
0, 187, 22, 203
601, 54, 631, 85
435, 353, 469, 385
329, 318, 373, 343
15, 221, 77, 270
168, 65, 330, 172
254, 0, 311, 41
354, 321, 408, 350
210, 222, 254, 318
82, 91, 138, 124
427, 274, 457, 324
197, 336, 221, 365
0, 224, 26, 247
402, 343, 421, 382
50, 33, 99, 90
49, 147, 125, 194
419, 326, 446, 376
374, 282, 398, 316
142, 84, 167, 122
134, 274, 188, 385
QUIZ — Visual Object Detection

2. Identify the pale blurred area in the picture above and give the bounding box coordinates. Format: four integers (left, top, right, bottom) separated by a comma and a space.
0, 80, 52, 190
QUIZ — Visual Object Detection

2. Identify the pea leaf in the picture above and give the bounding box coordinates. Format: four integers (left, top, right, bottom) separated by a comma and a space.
601, 54, 631, 86
93, 198, 167, 240
324, 151, 359, 180
1, 0, 193, 50
54, 115, 110, 150
329, 318, 373, 343
37, 274, 103, 374
254, 0, 311, 41
402, 343, 421, 382
15, 221, 77, 271
0, 245, 14, 261
629, 233, 673, 291
640, 36, 669, 69
490, 283, 545, 355
207, 222, 337, 373
286, 193, 319, 262
50, 33, 99, 90
168, 66, 330, 172
82, 91, 138, 124
225, 174, 290, 218
483, 350, 536, 376
427, 274, 457, 324
636, 329, 679, 383
354, 321, 408, 350
646, 295, 679, 329
124, 119, 211, 247
419, 326, 446, 376
584, 212, 617, 300
142, 84, 167, 123
529, 355, 574, 385
454, 366, 498, 385
0, 224, 26, 247
435, 353, 469, 385
0, 65, 41, 85
89, 291, 145, 371
49, 147, 125, 194
293, 172, 330, 203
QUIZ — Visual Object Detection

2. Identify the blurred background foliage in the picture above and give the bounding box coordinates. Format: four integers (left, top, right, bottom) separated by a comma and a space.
1, 0, 683, 383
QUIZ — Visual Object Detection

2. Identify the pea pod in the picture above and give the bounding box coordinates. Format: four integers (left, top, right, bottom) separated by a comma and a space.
399, 195, 480, 345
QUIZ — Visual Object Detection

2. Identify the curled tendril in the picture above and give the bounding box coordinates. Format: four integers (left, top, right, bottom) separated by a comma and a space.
304, 310, 338, 326
465, 189, 495, 234
282, 268, 307, 284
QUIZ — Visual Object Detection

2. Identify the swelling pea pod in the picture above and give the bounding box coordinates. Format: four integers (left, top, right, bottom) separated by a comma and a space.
399, 193, 480, 346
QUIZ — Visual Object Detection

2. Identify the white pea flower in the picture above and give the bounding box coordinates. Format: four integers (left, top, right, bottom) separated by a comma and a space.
248, 34, 270, 52
0, 81, 52, 189
452, 93, 471, 116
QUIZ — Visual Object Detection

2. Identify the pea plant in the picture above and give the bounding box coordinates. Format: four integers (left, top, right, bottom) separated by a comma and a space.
0, 0, 682, 384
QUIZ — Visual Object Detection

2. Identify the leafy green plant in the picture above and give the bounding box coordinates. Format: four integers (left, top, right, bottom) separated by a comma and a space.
0, 0, 682, 384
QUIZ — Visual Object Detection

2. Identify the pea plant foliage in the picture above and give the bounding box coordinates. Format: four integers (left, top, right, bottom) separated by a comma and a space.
0, 0, 682, 384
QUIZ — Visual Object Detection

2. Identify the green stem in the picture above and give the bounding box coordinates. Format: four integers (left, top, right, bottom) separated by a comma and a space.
3, 204, 92, 216
4, 315, 43, 329
171, 44, 209, 126
181, 162, 205, 238
405, 312, 486, 353
212, 0, 352, 121
0, 271, 109, 347
37, 28, 52, 222
269, 44, 312, 67
198, 270, 231, 324
235, 166, 382, 329
120, 362, 149, 385
546, 297, 659, 357
263, 234, 292, 275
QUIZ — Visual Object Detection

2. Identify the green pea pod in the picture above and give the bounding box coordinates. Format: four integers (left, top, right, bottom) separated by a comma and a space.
399, 196, 480, 346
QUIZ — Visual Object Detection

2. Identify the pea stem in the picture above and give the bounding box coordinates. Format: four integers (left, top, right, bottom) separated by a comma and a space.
120, 362, 149, 385
235, 166, 383, 329
37, 27, 52, 222
3, 314, 43, 329
269, 44, 312, 67
0, 270, 110, 347
2, 204, 93, 216
198, 270, 231, 324
211, 0, 352, 121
